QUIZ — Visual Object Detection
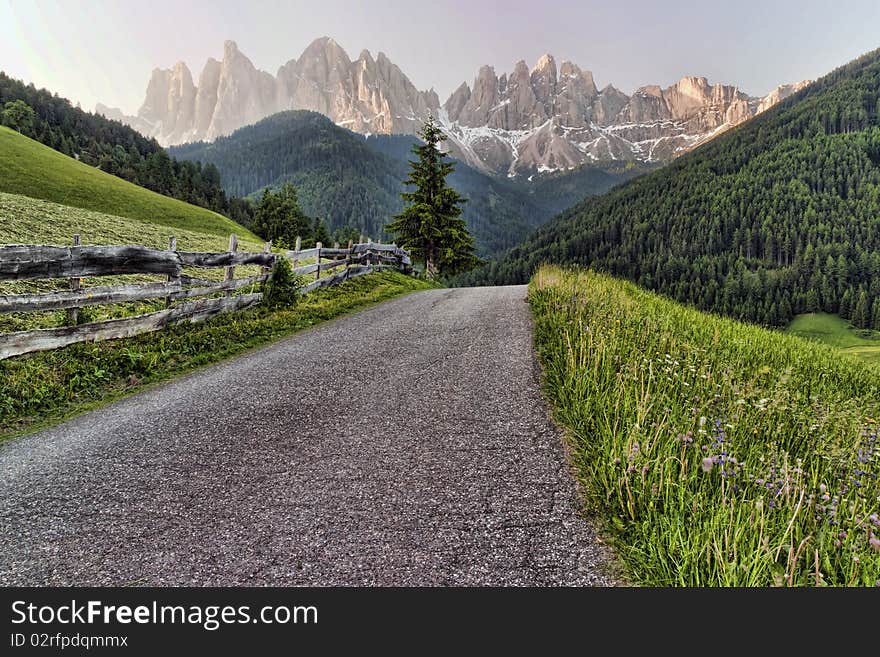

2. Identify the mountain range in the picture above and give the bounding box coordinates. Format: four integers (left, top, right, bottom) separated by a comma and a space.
98, 37, 809, 176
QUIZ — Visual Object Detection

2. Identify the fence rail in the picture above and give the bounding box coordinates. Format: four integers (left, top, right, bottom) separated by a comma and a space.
0, 234, 411, 360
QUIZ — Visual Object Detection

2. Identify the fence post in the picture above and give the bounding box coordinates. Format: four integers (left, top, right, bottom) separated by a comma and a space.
262, 241, 272, 291
359, 234, 365, 245
291, 236, 301, 270
224, 233, 238, 297
346, 239, 353, 273
315, 241, 322, 281
67, 234, 81, 325
166, 236, 178, 308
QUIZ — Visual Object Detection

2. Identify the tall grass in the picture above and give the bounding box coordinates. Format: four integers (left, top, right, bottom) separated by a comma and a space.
530, 266, 880, 586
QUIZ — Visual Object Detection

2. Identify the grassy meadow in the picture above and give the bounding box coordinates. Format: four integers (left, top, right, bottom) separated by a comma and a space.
530, 266, 880, 586
787, 313, 880, 365
0, 126, 259, 241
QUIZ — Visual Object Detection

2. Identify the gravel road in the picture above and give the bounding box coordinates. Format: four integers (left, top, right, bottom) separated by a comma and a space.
0, 285, 616, 586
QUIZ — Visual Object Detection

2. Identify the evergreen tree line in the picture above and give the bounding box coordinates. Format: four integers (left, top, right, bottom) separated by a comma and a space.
0, 71, 252, 227
461, 48, 880, 330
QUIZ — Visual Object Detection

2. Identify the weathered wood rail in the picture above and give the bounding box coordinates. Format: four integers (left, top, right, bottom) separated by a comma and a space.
0, 234, 411, 360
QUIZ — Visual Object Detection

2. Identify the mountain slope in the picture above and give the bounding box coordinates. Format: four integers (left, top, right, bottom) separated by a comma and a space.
0, 71, 245, 224
461, 49, 880, 329
0, 126, 259, 241
170, 111, 623, 256
106, 38, 802, 175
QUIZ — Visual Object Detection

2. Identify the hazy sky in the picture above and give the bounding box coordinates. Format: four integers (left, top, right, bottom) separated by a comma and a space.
2, 0, 879, 115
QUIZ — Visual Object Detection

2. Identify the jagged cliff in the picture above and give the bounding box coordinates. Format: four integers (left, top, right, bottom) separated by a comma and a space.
101, 39, 809, 176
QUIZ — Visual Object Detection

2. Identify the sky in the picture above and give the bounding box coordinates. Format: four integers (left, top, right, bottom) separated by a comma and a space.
2, 0, 879, 115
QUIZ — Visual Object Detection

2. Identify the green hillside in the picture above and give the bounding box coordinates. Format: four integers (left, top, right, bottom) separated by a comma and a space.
531, 266, 879, 586
0, 126, 259, 242
787, 312, 880, 364
0, 191, 260, 252
464, 49, 880, 330
1, 71, 251, 226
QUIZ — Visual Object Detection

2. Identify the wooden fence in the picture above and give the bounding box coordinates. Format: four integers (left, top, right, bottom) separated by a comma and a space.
0, 235, 411, 360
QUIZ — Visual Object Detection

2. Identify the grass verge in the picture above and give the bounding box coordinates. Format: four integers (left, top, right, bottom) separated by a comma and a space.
530, 266, 880, 586
0, 271, 434, 442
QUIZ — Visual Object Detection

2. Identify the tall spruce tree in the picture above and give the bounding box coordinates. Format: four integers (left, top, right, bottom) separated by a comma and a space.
253, 182, 311, 249
386, 116, 479, 278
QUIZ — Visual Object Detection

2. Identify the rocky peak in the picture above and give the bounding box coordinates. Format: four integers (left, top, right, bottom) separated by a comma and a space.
195, 58, 222, 135
444, 82, 472, 120
530, 53, 558, 104
207, 41, 276, 140
113, 39, 803, 175
757, 80, 811, 113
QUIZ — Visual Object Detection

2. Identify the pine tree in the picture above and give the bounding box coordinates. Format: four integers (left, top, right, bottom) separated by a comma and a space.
852, 290, 870, 329
840, 288, 854, 318
386, 116, 479, 278
253, 183, 311, 249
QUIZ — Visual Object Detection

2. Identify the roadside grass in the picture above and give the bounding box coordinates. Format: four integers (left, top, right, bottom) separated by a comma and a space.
0, 271, 434, 442
787, 312, 880, 365
0, 126, 259, 241
530, 266, 880, 586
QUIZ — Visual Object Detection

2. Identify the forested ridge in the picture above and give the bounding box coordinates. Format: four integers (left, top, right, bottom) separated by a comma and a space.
171, 111, 545, 255
170, 111, 638, 256
0, 72, 251, 226
461, 48, 880, 329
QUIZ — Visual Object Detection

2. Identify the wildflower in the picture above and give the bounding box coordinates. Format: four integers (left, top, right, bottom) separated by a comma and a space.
870, 537, 880, 553
701, 457, 714, 473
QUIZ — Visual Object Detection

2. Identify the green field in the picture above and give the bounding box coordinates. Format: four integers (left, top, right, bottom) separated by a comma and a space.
787, 313, 880, 364
0, 126, 259, 242
530, 266, 880, 586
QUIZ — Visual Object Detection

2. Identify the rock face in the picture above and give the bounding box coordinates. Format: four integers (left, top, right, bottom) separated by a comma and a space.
101, 39, 808, 175
135, 61, 197, 144
105, 37, 439, 147
441, 56, 811, 175
756, 80, 811, 114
